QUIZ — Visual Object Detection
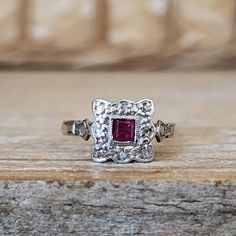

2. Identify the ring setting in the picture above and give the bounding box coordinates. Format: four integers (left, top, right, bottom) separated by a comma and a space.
62, 99, 175, 164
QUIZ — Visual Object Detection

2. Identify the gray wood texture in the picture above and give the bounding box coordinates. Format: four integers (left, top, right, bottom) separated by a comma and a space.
0, 72, 235, 235
0, 181, 236, 235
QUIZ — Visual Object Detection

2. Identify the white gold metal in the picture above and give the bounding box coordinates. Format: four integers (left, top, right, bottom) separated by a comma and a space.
155, 120, 175, 142
61, 119, 92, 141
61, 99, 175, 163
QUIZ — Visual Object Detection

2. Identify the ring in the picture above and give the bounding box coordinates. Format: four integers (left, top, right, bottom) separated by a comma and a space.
61, 99, 175, 163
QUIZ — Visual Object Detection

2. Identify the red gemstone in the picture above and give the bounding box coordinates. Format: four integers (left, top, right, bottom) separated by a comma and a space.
112, 118, 135, 142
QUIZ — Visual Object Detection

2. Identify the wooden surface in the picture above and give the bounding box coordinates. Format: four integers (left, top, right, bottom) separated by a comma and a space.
0, 72, 236, 235
0, 181, 235, 235
0, 71, 235, 182
0, 72, 236, 181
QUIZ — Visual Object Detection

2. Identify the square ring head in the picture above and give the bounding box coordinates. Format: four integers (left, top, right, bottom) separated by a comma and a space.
91, 99, 156, 163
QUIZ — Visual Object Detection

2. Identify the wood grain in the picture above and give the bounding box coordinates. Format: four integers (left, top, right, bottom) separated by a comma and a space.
0, 72, 236, 235
0, 180, 235, 235
0, 72, 235, 182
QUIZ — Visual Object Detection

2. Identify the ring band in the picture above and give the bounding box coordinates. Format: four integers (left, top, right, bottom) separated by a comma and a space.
62, 99, 175, 163
62, 119, 92, 141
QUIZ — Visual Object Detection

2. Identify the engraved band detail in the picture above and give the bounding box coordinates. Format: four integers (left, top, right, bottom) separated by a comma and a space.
155, 120, 175, 142
61, 119, 92, 141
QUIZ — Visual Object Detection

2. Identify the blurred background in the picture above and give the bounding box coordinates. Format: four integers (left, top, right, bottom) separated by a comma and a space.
0, 0, 236, 71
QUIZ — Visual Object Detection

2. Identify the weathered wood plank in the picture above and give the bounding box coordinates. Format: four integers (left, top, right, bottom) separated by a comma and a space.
0, 72, 235, 182
0, 72, 235, 235
0, 180, 236, 235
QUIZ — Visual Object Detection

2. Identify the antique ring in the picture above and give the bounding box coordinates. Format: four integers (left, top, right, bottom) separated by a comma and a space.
61, 99, 175, 163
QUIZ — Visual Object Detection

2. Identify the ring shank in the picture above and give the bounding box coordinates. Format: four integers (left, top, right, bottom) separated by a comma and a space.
61, 119, 92, 141
155, 120, 175, 142
166, 123, 175, 138
61, 120, 76, 135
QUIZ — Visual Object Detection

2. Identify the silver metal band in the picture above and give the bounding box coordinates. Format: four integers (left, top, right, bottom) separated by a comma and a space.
62, 119, 175, 143
155, 120, 175, 142
61, 119, 92, 141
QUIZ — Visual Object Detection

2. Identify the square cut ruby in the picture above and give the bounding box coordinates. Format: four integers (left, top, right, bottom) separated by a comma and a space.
112, 118, 135, 142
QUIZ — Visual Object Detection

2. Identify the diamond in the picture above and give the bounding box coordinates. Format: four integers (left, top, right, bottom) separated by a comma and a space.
94, 101, 106, 115
94, 126, 106, 138
142, 144, 153, 159
112, 118, 135, 142
95, 106, 104, 115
